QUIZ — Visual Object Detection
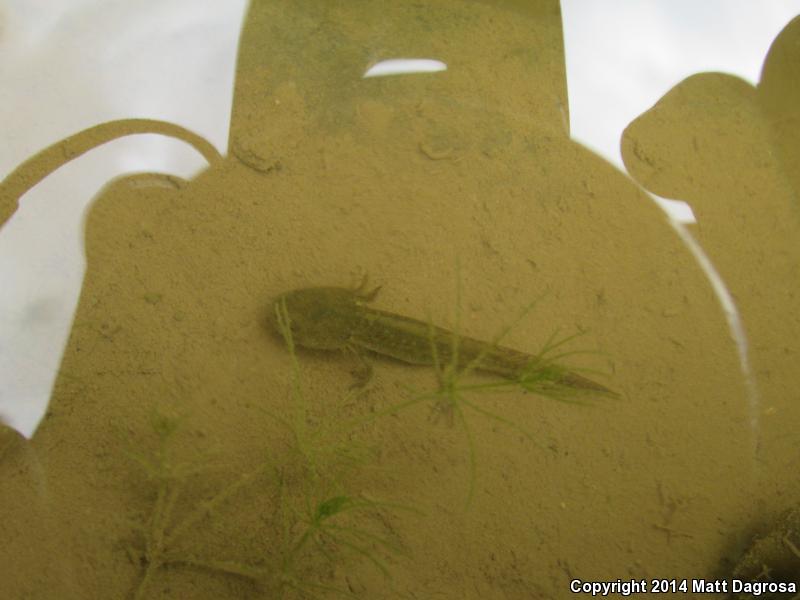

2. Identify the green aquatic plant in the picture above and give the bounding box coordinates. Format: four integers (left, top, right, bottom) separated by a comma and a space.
124, 282, 596, 596
178, 300, 418, 598
268, 298, 380, 493
124, 410, 267, 600
155, 467, 414, 600
365, 275, 616, 506
166, 491, 413, 599
123, 401, 411, 599
274, 488, 417, 599
268, 269, 615, 509
238, 301, 417, 598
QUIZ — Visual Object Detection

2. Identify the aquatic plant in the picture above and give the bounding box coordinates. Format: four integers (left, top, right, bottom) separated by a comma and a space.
266, 299, 419, 597
124, 410, 267, 600
362, 275, 616, 506
119, 303, 414, 599
123, 399, 413, 599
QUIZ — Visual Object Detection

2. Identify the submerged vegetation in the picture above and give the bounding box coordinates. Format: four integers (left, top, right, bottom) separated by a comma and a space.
123, 410, 268, 600
331, 275, 617, 506
124, 409, 412, 599
123, 303, 416, 599
122, 276, 613, 598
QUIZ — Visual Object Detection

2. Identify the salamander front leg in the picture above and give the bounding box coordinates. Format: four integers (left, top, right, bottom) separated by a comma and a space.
345, 344, 373, 388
